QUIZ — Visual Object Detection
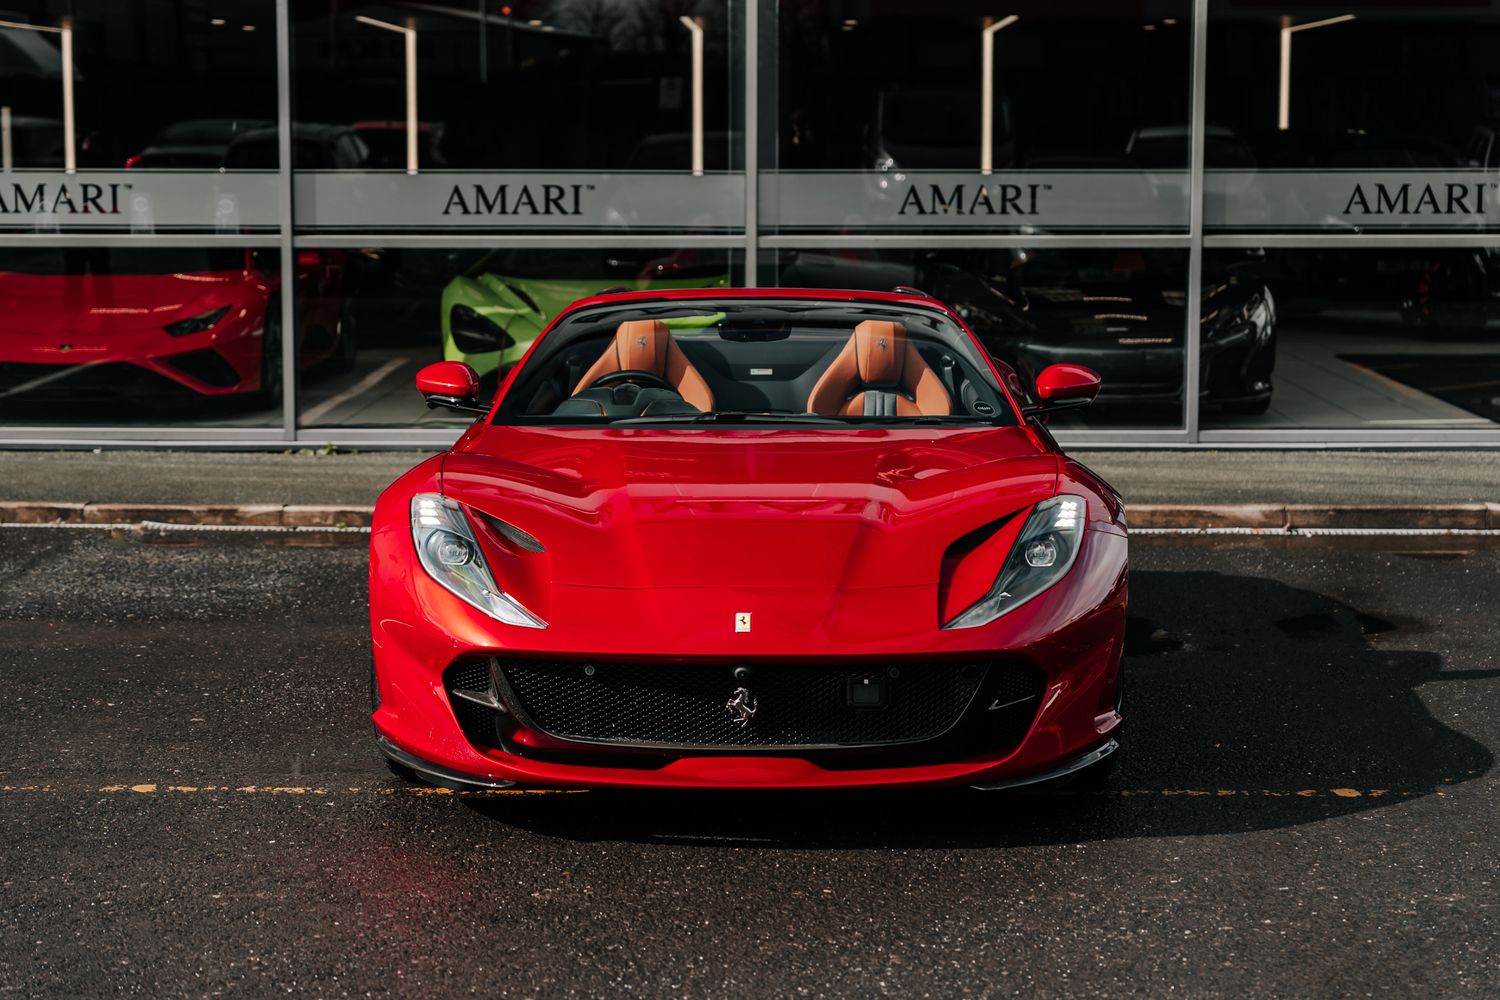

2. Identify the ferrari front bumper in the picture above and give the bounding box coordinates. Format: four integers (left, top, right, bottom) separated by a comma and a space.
370, 457, 1129, 792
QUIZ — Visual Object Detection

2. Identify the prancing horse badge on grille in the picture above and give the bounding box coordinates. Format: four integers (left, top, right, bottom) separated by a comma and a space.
726, 687, 757, 726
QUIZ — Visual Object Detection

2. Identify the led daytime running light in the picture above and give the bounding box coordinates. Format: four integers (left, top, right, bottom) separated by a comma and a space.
410, 494, 546, 629
943, 494, 1088, 630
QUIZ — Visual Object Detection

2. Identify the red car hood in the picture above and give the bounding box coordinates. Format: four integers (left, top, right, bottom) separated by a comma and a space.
0, 271, 247, 337
440, 426, 1058, 648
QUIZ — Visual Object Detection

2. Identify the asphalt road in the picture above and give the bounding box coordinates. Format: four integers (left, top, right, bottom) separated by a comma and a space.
1, 529, 1497, 997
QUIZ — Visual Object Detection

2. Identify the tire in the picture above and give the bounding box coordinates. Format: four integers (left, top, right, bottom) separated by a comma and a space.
251, 299, 284, 410
326, 299, 359, 375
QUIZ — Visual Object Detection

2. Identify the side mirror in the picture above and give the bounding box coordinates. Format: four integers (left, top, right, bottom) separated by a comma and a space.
1023, 364, 1101, 417
416, 361, 487, 414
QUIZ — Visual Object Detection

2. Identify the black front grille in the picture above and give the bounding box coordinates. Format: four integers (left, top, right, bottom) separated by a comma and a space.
164, 348, 241, 388
497, 660, 998, 750
0, 361, 200, 402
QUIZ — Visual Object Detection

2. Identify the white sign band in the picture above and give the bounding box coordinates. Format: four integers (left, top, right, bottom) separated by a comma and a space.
293, 171, 745, 231
0, 171, 279, 231
762, 170, 1190, 231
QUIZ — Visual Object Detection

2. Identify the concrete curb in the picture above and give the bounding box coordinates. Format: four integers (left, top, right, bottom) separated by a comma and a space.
2, 501, 1499, 530
1129, 503, 1500, 531
0, 501, 375, 528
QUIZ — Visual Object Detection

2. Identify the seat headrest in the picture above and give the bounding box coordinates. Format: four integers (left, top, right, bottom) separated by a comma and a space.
853, 320, 909, 387
613, 319, 671, 374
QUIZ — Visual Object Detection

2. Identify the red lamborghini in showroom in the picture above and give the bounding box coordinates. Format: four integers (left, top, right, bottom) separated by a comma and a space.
369, 288, 1127, 791
0, 247, 351, 407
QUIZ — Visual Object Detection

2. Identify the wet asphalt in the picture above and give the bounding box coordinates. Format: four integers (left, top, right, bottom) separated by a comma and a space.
0, 529, 1497, 998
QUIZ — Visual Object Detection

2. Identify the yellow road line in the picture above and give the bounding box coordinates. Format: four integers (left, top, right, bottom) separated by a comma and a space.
0, 783, 579, 797
1058, 787, 1409, 799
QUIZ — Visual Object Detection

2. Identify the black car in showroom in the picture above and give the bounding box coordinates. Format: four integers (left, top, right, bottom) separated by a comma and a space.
781, 249, 1277, 416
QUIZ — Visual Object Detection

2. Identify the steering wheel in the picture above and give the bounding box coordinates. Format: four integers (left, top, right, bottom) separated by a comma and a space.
589, 369, 676, 393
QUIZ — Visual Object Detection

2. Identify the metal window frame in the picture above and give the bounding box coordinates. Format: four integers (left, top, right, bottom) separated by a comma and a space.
291, 234, 750, 249
277, 0, 297, 442
1183, 0, 1208, 443
1, 0, 1499, 449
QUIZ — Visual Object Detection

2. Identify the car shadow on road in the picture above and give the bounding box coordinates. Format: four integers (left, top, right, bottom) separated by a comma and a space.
464, 570, 1495, 847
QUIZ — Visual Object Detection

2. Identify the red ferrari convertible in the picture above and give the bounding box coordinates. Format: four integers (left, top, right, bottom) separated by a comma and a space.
370, 288, 1127, 791
0, 247, 352, 408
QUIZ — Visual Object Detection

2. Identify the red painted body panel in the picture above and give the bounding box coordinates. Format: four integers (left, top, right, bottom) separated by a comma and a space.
1035, 362, 1103, 402
416, 360, 481, 400
0, 254, 346, 397
369, 288, 1128, 790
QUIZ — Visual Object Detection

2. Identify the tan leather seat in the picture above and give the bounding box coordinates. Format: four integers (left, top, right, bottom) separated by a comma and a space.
573, 319, 715, 412
806, 320, 952, 417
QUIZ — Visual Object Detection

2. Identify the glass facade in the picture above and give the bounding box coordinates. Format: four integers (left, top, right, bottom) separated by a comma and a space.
2, 0, 1499, 445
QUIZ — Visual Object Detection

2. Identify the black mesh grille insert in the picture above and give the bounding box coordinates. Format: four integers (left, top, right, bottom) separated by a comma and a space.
163, 349, 241, 388
445, 661, 500, 746
987, 661, 1042, 707
498, 660, 1001, 749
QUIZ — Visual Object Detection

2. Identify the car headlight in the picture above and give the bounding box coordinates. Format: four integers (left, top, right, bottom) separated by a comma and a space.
1208, 289, 1274, 345
1246, 288, 1275, 341
164, 305, 231, 337
410, 494, 545, 628
449, 303, 516, 354
942, 494, 1086, 630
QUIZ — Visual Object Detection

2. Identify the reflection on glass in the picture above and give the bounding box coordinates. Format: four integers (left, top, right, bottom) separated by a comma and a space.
300, 248, 738, 429
440, 249, 729, 379
1207, 3, 1500, 230
1205, 248, 1500, 431
0, 246, 350, 426
124, 119, 271, 170
770, 4, 1191, 234
0, 3, 277, 169
776, 248, 1212, 429
777, 4, 1191, 170
291, 2, 739, 171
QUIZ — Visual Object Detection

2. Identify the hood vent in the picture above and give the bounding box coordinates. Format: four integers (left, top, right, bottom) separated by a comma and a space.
477, 511, 545, 553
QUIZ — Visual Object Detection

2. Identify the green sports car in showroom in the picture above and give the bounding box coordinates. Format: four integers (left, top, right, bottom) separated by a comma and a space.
440, 250, 730, 378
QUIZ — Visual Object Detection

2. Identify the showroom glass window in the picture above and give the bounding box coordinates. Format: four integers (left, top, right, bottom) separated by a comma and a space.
295, 246, 742, 430
287, 2, 746, 431
765, 2, 1194, 431
767, 1, 1194, 234
0, 3, 281, 430
1202, 3, 1500, 436
289, 1, 744, 233
770, 248, 1195, 431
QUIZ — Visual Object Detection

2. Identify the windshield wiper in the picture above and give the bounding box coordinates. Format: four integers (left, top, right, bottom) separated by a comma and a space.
609, 411, 850, 426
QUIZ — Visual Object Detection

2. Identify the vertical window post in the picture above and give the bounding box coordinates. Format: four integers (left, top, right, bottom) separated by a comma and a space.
356, 14, 421, 174
1279, 15, 1355, 131
680, 16, 706, 176
980, 15, 1019, 176
0, 17, 74, 171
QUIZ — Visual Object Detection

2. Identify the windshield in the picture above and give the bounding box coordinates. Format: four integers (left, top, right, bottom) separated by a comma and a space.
495, 298, 1018, 427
